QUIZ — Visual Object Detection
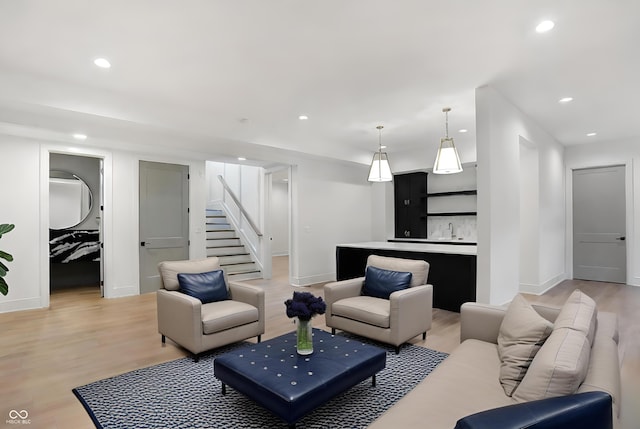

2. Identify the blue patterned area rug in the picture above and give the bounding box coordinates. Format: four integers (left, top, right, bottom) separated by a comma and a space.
73, 334, 448, 429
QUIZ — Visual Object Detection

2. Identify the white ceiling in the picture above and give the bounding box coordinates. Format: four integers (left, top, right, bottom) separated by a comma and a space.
0, 1, 638, 167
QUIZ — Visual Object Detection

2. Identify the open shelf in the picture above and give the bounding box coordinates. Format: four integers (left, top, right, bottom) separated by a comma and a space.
427, 212, 477, 216
427, 190, 477, 197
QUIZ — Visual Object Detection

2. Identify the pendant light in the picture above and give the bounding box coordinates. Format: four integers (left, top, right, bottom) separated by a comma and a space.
433, 107, 463, 174
367, 125, 393, 182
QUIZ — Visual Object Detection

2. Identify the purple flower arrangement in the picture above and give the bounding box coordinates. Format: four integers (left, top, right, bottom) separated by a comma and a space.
284, 291, 326, 321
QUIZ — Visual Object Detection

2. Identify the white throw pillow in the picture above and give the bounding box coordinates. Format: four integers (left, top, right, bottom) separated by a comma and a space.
513, 327, 591, 402
553, 289, 598, 345
497, 294, 554, 396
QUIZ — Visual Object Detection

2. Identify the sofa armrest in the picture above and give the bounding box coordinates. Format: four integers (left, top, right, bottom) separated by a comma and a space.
390, 284, 433, 337
156, 289, 202, 352
454, 391, 613, 429
460, 302, 507, 344
229, 282, 265, 333
324, 277, 364, 318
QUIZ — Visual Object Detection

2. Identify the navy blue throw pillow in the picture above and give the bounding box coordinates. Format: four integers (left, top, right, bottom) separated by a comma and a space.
177, 270, 229, 304
362, 266, 413, 299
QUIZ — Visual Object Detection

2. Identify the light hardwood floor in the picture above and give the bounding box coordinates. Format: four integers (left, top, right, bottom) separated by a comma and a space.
0, 256, 638, 428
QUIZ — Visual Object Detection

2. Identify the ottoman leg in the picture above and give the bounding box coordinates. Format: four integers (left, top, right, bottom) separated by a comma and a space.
372, 374, 377, 387
222, 383, 227, 395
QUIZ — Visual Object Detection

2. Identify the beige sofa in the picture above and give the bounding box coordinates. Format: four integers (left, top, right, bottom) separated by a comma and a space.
369, 298, 621, 428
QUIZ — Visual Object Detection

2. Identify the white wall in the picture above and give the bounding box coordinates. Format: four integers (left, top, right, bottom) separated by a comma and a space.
475, 85, 566, 305
565, 138, 639, 286
0, 136, 42, 311
290, 158, 373, 286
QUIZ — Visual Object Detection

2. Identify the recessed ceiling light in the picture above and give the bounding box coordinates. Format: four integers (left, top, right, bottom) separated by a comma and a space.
559, 97, 573, 103
94, 58, 111, 68
298, 115, 308, 120
380, 145, 387, 149
237, 157, 246, 161
73, 133, 87, 140
536, 20, 555, 33
459, 129, 468, 133
586, 132, 597, 137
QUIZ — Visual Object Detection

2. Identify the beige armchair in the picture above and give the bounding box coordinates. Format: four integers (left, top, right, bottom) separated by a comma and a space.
156, 257, 265, 361
324, 255, 432, 353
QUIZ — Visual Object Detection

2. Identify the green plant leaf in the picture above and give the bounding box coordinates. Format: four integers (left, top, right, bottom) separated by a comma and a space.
0, 223, 15, 236
0, 251, 13, 262
0, 277, 7, 296
0, 264, 6, 277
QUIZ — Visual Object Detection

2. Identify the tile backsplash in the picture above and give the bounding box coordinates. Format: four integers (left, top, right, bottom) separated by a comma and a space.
427, 215, 477, 242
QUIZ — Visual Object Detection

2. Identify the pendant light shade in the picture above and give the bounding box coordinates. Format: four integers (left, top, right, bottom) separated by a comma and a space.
433, 108, 463, 174
368, 125, 393, 182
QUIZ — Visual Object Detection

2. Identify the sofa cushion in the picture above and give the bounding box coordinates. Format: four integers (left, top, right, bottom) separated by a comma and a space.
362, 266, 412, 299
178, 270, 229, 304
513, 327, 591, 402
554, 289, 598, 345
158, 257, 220, 291
331, 296, 390, 328
497, 294, 554, 396
201, 300, 259, 334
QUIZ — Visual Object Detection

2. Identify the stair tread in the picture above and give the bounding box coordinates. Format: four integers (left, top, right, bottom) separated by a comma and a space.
210, 253, 250, 257
220, 261, 255, 267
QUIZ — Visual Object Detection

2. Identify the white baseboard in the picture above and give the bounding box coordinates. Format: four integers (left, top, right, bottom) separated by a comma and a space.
0, 296, 44, 313
105, 285, 138, 298
290, 272, 334, 287
519, 272, 567, 295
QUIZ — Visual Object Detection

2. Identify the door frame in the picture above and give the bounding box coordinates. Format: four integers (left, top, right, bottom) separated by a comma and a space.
39, 145, 113, 308
565, 159, 635, 285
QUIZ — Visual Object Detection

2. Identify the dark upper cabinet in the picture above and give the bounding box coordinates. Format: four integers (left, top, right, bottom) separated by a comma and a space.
394, 172, 428, 238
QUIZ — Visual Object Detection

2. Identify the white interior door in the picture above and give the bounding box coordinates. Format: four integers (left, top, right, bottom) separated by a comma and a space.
139, 161, 189, 294
573, 165, 626, 283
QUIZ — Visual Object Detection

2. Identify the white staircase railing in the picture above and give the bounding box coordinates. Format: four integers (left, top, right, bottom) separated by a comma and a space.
217, 175, 264, 275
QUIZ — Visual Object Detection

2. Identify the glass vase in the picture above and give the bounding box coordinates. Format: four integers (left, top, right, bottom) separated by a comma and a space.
296, 317, 313, 355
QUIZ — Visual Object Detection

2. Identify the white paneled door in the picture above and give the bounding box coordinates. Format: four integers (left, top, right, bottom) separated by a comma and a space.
139, 161, 189, 294
573, 166, 626, 283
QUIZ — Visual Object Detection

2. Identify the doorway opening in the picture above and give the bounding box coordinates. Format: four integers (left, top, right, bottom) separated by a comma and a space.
267, 167, 292, 284
49, 153, 104, 296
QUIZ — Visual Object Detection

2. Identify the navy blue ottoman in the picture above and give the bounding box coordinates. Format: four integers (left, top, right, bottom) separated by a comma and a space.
214, 328, 386, 428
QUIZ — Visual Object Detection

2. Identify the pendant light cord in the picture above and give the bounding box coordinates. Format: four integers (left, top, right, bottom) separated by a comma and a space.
443, 107, 451, 139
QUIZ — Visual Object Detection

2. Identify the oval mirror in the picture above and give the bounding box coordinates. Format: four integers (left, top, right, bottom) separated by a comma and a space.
49, 170, 93, 230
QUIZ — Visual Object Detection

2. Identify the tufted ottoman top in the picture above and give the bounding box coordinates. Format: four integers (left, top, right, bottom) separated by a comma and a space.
214, 328, 386, 426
